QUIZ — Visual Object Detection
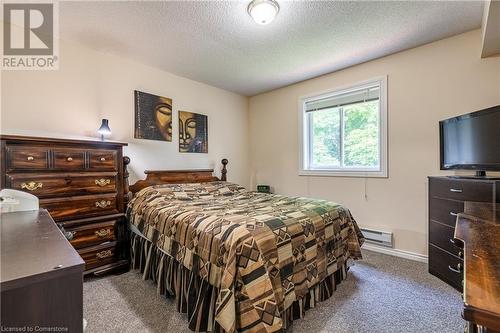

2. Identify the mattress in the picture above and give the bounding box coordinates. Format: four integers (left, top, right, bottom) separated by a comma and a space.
127, 181, 364, 333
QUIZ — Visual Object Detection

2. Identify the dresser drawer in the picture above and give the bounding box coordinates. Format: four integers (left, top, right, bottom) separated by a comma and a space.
429, 197, 464, 227
78, 242, 117, 271
429, 221, 463, 258
88, 150, 118, 171
41, 194, 118, 221
68, 220, 116, 249
429, 177, 494, 202
53, 149, 85, 170
5, 146, 49, 171
7, 173, 117, 198
428, 244, 463, 291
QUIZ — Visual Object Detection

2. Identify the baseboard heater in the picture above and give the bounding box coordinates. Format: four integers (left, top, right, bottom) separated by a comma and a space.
360, 228, 393, 248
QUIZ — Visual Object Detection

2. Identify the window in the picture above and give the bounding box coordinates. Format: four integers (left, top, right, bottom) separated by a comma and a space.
299, 77, 387, 177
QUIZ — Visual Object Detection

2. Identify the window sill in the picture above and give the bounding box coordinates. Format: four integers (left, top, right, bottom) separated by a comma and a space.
299, 169, 388, 178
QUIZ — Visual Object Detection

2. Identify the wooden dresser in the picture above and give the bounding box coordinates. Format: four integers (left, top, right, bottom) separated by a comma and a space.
428, 176, 499, 291
1, 210, 84, 332
454, 213, 500, 333
0, 135, 131, 275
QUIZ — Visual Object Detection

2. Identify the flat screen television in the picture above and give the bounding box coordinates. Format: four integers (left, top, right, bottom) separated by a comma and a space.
440, 105, 500, 177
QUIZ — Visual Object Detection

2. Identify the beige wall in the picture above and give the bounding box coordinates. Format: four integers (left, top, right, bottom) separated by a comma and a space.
2, 28, 499, 257
1, 40, 250, 186
249, 30, 500, 256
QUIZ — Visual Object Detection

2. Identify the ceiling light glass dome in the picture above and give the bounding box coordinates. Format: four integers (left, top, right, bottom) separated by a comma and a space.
247, 0, 280, 25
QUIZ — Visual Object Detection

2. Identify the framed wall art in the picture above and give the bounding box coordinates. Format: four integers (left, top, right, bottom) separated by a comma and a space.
134, 90, 172, 141
178, 111, 208, 153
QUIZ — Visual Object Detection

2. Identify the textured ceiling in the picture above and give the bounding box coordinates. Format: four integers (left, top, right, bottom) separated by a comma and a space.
59, 1, 484, 96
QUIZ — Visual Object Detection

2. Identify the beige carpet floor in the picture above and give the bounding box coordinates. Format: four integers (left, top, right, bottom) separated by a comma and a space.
83, 250, 464, 333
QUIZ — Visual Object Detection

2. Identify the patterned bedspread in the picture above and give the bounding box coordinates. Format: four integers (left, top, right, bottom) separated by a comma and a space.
128, 182, 364, 333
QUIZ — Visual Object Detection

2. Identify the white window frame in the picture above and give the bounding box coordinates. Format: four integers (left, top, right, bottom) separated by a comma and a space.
298, 76, 388, 178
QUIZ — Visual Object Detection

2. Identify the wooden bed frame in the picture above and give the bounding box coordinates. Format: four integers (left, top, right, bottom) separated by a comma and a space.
129, 158, 228, 194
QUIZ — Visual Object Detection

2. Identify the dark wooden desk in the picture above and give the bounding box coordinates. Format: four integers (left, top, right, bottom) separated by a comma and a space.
454, 213, 500, 333
1, 209, 85, 332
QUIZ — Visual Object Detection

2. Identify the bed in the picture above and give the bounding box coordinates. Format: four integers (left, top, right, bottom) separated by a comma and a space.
126, 160, 364, 333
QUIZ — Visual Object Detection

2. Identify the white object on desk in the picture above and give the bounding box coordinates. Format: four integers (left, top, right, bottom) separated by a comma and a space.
0, 189, 39, 213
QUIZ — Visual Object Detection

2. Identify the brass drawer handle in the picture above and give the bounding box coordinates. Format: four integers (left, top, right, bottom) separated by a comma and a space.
458, 251, 463, 259
95, 178, 111, 187
21, 181, 43, 191
67, 157, 73, 162
96, 250, 113, 259
27, 156, 34, 161
448, 263, 462, 274
100, 157, 106, 162
95, 229, 111, 238
449, 188, 462, 193
95, 200, 111, 208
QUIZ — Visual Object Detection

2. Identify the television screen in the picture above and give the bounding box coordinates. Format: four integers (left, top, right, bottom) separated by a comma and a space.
440, 105, 500, 171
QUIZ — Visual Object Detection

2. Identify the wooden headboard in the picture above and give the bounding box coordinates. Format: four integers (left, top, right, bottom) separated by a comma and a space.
129, 159, 228, 194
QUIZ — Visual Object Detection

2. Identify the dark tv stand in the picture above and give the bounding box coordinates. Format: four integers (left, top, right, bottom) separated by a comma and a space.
428, 176, 500, 291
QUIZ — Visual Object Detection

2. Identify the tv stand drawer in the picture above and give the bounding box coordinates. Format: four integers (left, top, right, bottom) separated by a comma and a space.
429, 198, 464, 227
428, 244, 463, 291
429, 177, 494, 202
429, 220, 463, 258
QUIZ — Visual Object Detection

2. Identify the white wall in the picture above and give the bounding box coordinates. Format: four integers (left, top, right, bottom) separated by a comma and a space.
248, 30, 500, 256
1, 39, 250, 186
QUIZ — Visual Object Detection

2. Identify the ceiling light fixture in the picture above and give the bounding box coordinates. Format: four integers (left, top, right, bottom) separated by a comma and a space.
247, 0, 280, 25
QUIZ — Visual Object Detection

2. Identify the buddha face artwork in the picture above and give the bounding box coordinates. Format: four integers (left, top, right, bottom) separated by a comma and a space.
179, 111, 208, 153
134, 90, 172, 141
